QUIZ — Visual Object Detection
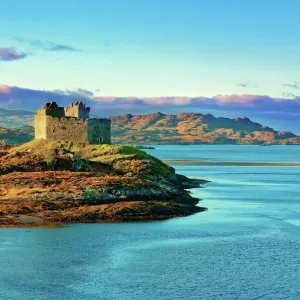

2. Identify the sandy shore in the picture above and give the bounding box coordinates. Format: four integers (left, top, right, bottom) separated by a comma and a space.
163, 160, 300, 166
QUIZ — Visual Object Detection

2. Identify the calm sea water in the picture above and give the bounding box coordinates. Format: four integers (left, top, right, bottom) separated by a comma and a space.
0, 145, 300, 300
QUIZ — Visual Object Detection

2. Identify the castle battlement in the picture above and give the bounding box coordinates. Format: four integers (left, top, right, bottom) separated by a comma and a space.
35, 102, 111, 144
65, 101, 90, 118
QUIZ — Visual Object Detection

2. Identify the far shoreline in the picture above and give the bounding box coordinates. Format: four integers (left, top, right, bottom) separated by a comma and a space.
163, 160, 300, 166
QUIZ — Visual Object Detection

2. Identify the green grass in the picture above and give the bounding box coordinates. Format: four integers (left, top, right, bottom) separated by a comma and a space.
9, 139, 175, 176
74, 144, 174, 176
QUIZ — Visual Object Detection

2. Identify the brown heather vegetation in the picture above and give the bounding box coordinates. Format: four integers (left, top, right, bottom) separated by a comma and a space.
0, 126, 34, 144
0, 140, 206, 226
110, 112, 300, 145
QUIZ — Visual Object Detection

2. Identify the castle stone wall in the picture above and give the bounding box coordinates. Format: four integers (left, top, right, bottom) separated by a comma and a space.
35, 115, 111, 144
45, 117, 89, 143
88, 119, 111, 144
35, 114, 48, 140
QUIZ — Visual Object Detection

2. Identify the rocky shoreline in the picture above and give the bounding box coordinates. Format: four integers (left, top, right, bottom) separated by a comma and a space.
0, 140, 208, 227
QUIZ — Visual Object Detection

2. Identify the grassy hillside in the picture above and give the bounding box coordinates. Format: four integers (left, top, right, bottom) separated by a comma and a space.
3, 139, 174, 176
0, 126, 34, 144
0, 140, 205, 226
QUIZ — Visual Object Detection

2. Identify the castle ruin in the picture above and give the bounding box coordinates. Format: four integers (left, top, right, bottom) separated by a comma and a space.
35, 101, 111, 144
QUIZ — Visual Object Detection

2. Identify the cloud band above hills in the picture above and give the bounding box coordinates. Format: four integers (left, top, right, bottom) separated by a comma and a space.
0, 83, 299, 134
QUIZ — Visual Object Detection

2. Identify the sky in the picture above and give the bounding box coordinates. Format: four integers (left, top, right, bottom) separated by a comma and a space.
0, 0, 300, 132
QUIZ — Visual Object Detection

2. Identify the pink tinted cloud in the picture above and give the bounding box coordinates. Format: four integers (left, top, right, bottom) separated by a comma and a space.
213, 94, 271, 106
0, 84, 11, 94
0, 48, 27, 61
142, 97, 192, 105
0, 83, 299, 117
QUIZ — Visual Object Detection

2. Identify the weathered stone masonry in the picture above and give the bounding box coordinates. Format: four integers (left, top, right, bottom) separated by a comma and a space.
35, 101, 111, 144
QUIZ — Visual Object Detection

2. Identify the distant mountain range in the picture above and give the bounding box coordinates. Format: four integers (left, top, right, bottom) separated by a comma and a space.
0, 108, 299, 145
111, 112, 300, 145
0, 108, 34, 127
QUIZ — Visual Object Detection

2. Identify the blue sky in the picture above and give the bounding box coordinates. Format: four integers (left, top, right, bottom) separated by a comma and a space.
1, 0, 300, 97
1, 0, 300, 133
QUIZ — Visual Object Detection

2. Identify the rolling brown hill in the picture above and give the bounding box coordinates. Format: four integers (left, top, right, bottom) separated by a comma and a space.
110, 112, 300, 145
0, 111, 300, 145
0, 108, 34, 127
0, 126, 35, 144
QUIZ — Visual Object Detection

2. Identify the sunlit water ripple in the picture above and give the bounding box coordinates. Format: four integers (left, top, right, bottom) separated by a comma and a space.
0, 145, 299, 300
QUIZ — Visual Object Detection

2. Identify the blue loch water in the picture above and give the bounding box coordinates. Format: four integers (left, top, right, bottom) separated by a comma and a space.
0, 145, 300, 300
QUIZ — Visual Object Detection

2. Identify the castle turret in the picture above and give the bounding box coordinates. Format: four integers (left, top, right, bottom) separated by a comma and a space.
39, 102, 65, 117
65, 101, 90, 118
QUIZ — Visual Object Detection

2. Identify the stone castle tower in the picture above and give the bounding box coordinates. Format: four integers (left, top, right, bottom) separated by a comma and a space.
35, 101, 111, 144
65, 101, 90, 118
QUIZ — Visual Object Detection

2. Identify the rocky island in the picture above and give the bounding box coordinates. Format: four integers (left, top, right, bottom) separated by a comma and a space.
0, 139, 207, 227
0, 101, 207, 227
